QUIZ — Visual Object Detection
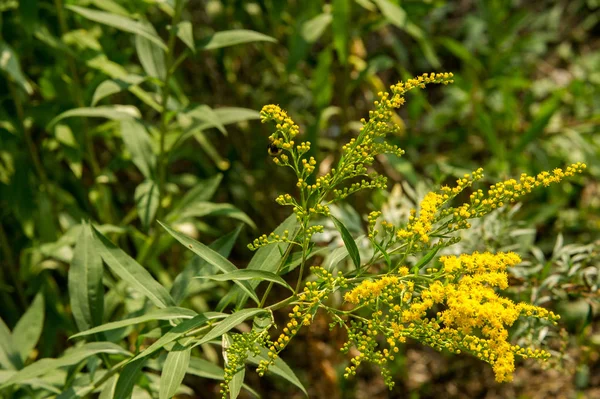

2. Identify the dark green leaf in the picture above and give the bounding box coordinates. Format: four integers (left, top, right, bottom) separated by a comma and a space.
332, 0, 350, 65
414, 246, 440, 272
247, 346, 307, 396
194, 309, 266, 346
330, 215, 360, 269
114, 358, 145, 399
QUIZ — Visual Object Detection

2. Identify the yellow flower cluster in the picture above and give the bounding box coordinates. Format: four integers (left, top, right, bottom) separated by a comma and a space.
342, 252, 560, 385
397, 192, 444, 244
449, 162, 587, 225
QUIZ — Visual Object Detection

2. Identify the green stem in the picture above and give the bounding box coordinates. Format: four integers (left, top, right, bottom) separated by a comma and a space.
0, 223, 26, 308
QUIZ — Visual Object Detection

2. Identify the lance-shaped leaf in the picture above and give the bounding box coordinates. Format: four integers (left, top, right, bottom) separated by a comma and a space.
135, 23, 166, 79
159, 222, 259, 305
12, 293, 45, 362
67, 6, 166, 50
199, 30, 276, 50
0, 343, 130, 389
135, 180, 159, 230
330, 215, 360, 269
0, 318, 20, 370
48, 105, 141, 128
92, 75, 147, 106
175, 21, 195, 52
159, 344, 191, 399
70, 307, 200, 339
114, 358, 146, 399
0, 41, 33, 94
120, 119, 156, 179
198, 270, 292, 292
91, 226, 175, 309
247, 346, 307, 397
69, 221, 104, 332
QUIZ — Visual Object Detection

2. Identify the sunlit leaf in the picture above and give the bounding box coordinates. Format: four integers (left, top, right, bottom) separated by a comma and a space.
199, 29, 276, 50
12, 293, 45, 362
135, 180, 159, 230
67, 6, 167, 50
159, 344, 191, 399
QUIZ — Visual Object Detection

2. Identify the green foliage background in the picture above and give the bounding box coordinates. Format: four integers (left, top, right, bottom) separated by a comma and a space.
0, 0, 598, 398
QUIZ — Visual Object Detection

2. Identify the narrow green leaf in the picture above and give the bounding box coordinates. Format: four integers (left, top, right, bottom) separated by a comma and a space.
70, 307, 199, 339
0, 41, 33, 94
120, 119, 156, 179
69, 221, 104, 332
159, 344, 191, 399
199, 270, 292, 292
12, 293, 45, 362
194, 309, 266, 347
0, 343, 130, 389
169, 174, 223, 216
330, 215, 360, 269
326, 245, 350, 271
372, 240, 391, 269
67, 6, 167, 50
135, 180, 159, 230
133, 314, 210, 361
48, 106, 141, 128
92, 75, 146, 106
186, 105, 227, 135
175, 21, 195, 53
414, 246, 440, 272
301, 13, 332, 43
331, 0, 350, 65
247, 346, 307, 397
91, 226, 175, 309
199, 29, 276, 50
114, 358, 145, 399
0, 318, 20, 370
170, 226, 242, 304
159, 222, 259, 305
136, 23, 166, 79
373, 0, 406, 28
174, 202, 255, 229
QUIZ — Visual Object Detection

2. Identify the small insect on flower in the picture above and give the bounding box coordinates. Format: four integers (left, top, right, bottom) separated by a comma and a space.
268, 143, 282, 157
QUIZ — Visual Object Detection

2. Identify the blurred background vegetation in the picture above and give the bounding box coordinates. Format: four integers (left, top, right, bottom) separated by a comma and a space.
0, 0, 598, 397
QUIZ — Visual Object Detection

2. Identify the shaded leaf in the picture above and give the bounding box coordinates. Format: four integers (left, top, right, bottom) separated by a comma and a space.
174, 202, 255, 229
0, 318, 20, 370
331, 0, 350, 65
194, 309, 266, 347
247, 346, 307, 397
